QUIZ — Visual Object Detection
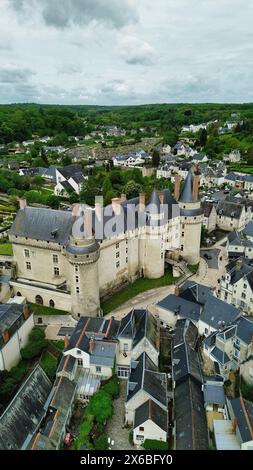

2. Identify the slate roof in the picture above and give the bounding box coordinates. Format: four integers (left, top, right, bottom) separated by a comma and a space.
229, 397, 253, 443
0, 303, 32, 350
134, 399, 168, 433
200, 296, 240, 330
118, 309, 158, 351
202, 202, 215, 218
179, 281, 213, 306
172, 342, 203, 385
127, 353, 167, 407
64, 316, 119, 353
174, 377, 209, 450
173, 318, 198, 349
235, 316, 253, 344
9, 206, 73, 244
203, 384, 225, 405
0, 365, 51, 450
210, 347, 230, 365
243, 221, 253, 238
58, 164, 83, 179
216, 200, 244, 219
157, 294, 201, 323
179, 169, 198, 203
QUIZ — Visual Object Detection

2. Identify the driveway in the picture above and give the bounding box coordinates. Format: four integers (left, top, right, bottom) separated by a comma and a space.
200, 248, 221, 269
106, 381, 135, 451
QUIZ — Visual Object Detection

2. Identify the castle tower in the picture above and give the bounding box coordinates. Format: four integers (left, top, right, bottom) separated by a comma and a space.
178, 170, 203, 265
64, 209, 100, 319
141, 191, 165, 279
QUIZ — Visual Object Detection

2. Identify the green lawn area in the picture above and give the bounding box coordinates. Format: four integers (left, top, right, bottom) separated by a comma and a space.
0, 203, 16, 212
40, 351, 58, 382
50, 339, 65, 351
188, 263, 199, 274
0, 242, 13, 255
101, 268, 175, 315
28, 302, 69, 316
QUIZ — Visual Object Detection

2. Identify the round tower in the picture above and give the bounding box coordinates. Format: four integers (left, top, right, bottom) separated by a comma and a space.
64, 212, 100, 318
178, 170, 203, 265
142, 191, 165, 279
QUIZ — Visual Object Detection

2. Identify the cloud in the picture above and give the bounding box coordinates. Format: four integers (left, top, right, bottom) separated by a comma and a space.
57, 64, 82, 75
9, 0, 138, 29
119, 36, 156, 65
0, 65, 35, 83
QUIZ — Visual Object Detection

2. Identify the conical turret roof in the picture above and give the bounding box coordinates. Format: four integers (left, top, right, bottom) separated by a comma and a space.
179, 169, 197, 203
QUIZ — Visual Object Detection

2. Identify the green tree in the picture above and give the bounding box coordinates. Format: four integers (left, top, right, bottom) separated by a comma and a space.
152, 149, 160, 167
199, 128, 207, 147
46, 195, 60, 209
124, 180, 143, 199
102, 176, 113, 195
32, 175, 44, 190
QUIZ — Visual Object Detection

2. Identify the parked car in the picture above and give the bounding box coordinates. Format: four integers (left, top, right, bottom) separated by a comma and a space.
204, 253, 212, 260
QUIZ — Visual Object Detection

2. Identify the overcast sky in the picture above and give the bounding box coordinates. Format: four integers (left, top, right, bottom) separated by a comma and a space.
0, 0, 253, 105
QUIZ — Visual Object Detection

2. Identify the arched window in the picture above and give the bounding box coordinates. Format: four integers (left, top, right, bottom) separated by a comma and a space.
35, 295, 43, 305
49, 299, 55, 308
17, 291, 22, 296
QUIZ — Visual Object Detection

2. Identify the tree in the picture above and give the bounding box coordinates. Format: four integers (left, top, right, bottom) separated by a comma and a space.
32, 175, 44, 190
21, 327, 47, 360
124, 180, 143, 199
87, 390, 113, 424
102, 176, 113, 195
247, 147, 253, 165
199, 128, 207, 147
61, 155, 72, 166
46, 195, 60, 209
152, 149, 160, 167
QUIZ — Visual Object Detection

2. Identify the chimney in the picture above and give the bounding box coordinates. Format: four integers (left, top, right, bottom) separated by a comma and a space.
174, 286, 181, 296
89, 337, 95, 353
231, 417, 237, 434
64, 335, 69, 348
95, 202, 102, 222
2, 329, 9, 343
120, 194, 127, 203
72, 203, 80, 222
22, 305, 30, 320
192, 175, 200, 200
158, 191, 164, 204
112, 198, 121, 215
174, 175, 182, 201
139, 192, 146, 210
19, 198, 27, 210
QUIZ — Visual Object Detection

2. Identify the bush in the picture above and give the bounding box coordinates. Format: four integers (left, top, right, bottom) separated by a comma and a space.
21, 327, 47, 360
40, 351, 58, 382
144, 439, 168, 450
102, 376, 120, 398
9, 361, 28, 382
240, 376, 253, 401
75, 413, 94, 450
128, 431, 133, 445
94, 434, 109, 450
87, 390, 113, 424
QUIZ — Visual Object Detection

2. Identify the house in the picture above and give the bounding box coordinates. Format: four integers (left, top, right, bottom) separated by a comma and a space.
0, 302, 34, 371
203, 382, 226, 416
55, 164, 86, 195
7, 160, 19, 170
214, 397, 253, 450
226, 231, 253, 260
0, 364, 52, 450
198, 296, 240, 337
203, 316, 253, 377
192, 153, 209, 164
220, 258, 253, 313
216, 200, 247, 232
223, 150, 241, 163
125, 353, 167, 425
133, 399, 168, 446
31, 375, 76, 450
202, 202, 217, 233
116, 309, 159, 378
156, 293, 201, 328
174, 142, 195, 157
44, 146, 66, 154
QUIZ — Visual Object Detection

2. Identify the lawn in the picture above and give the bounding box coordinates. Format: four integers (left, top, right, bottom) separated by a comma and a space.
0, 242, 13, 255
28, 302, 69, 316
0, 203, 16, 212
40, 351, 58, 382
101, 268, 175, 315
50, 339, 65, 351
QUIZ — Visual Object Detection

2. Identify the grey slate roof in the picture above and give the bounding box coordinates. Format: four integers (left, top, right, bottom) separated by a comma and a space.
217, 200, 244, 219
118, 309, 158, 351
179, 281, 213, 306
243, 221, 253, 238
9, 206, 73, 245
235, 316, 253, 344
0, 365, 51, 450
0, 303, 32, 350
179, 169, 197, 203
200, 296, 240, 330
173, 318, 198, 349
211, 347, 230, 365
58, 164, 83, 179
172, 342, 203, 385
134, 399, 168, 433
203, 384, 225, 405
174, 377, 208, 450
229, 397, 253, 443
127, 353, 167, 407
157, 294, 201, 323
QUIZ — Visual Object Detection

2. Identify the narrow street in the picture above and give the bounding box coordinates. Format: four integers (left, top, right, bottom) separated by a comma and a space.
106, 381, 134, 451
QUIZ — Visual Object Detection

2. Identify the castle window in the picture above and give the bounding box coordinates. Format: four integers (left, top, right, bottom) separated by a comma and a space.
96, 366, 101, 373
49, 299, 55, 308
182, 232, 184, 237
17, 291, 22, 296
24, 249, 30, 258
116, 252, 120, 258
53, 254, 58, 264
161, 252, 163, 259
75, 266, 79, 273
26, 261, 31, 271
126, 248, 128, 253
194, 217, 196, 220
78, 359, 83, 366
76, 276, 79, 283
126, 257, 128, 263
181, 245, 184, 251
116, 243, 119, 249
54, 267, 60, 276
76, 287, 80, 294
116, 261, 120, 268
35, 295, 43, 305
184, 217, 187, 220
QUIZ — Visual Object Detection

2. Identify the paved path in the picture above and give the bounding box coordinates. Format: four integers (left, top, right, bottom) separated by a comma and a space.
106, 381, 135, 451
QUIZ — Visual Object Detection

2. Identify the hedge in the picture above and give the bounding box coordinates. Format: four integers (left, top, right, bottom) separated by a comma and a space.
102, 376, 120, 398
144, 439, 168, 450
21, 327, 47, 360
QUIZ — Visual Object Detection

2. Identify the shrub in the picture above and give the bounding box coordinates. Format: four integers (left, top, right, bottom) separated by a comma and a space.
94, 434, 109, 450
21, 327, 47, 360
128, 431, 133, 445
240, 376, 253, 401
88, 390, 113, 424
75, 413, 94, 450
102, 376, 120, 398
9, 361, 28, 382
40, 351, 58, 382
144, 439, 168, 450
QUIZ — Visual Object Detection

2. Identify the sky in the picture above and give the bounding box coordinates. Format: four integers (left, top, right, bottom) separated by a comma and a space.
0, 0, 253, 105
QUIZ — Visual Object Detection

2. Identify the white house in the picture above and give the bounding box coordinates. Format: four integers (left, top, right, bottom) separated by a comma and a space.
133, 399, 168, 446
55, 164, 86, 196
0, 302, 34, 371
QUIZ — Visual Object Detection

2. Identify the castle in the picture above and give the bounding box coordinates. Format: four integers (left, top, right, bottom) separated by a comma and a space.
8, 169, 202, 318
